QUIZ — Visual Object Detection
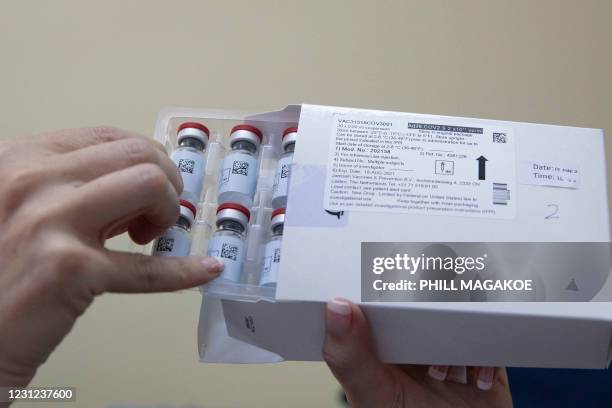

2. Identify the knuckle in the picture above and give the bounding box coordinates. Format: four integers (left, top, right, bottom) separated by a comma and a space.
91, 125, 119, 137
19, 194, 69, 232
89, 125, 122, 144
40, 239, 89, 279
7, 168, 39, 189
173, 258, 194, 285
136, 255, 162, 290
0, 140, 13, 161
22, 205, 53, 231
151, 139, 168, 155
136, 163, 168, 194
1, 168, 44, 209
123, 138, 157, 164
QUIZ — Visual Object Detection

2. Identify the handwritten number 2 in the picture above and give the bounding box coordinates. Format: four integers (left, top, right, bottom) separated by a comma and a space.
545, 204, 559, 219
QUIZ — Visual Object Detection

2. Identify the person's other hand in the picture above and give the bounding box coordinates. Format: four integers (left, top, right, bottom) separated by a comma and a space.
323, 298, 512, 407
0, 127, 223, 389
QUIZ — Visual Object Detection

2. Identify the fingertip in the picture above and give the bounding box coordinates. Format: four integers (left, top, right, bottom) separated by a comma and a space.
322, 298, 398, 407
446, 365, 468, 384
428, 365, 449, 381
476, 367, 495, 390
477, 379, 493, 391
128, 220, 166, 245
326, 298, 353, 337
201, 257, 224, 276
157, 256, 223, 290
128, 228, 151, 245
327, 297, 352, 315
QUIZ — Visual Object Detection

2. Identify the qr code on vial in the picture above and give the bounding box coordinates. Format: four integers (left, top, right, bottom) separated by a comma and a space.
493, 132, 507, 143
178, 159, 195, 174
220, 243, 239, 261
232, 160, 249, 176
280, 164, 289, 179
155, 237, 174, 252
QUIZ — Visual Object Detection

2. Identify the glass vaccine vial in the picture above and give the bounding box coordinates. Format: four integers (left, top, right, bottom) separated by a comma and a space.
171, 122, 209, 207
206, 203, 251, 283
271, 127, 297, 209
259, 208, 285, 287
217, 124, 262, 207
152, 200, 196, 257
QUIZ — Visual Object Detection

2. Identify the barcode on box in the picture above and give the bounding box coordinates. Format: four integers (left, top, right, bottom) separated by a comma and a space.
493, 132, 507, 143
493, 183, 510, 205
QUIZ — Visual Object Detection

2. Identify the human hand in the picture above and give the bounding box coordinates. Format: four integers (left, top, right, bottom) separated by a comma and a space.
323, 298, 512, 407
0, 127, 223, 390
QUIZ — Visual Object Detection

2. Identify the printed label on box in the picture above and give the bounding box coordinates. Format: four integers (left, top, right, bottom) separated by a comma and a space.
323, 115, 516, 219
518, 160, 579, 189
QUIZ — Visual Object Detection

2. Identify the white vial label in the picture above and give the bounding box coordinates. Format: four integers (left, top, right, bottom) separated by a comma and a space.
171, 148, 206, 203
271, 154, 292, 209
153, 227, 191, 257
260, 238, 282, 286
207, 234, 245, 283
218, 152, 258, 204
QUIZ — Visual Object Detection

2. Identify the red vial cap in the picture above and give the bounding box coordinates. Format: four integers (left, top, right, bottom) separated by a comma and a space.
282, 127, 298, 139
178, 122, 210, 136
271, 208, 286, 219
216, 202, 251, 221
230, 124, 263, 142
179, 199, 197, 218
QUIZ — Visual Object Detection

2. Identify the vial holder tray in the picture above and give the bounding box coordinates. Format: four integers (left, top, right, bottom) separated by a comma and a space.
149, 107, 298, 302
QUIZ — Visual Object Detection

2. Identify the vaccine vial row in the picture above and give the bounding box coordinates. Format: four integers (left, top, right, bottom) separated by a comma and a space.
153, 121, 296, 289
152, 200, 285, 287
170, 122, 297, 210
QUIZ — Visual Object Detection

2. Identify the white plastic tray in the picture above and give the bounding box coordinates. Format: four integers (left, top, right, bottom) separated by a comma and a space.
150, 107, 300, 301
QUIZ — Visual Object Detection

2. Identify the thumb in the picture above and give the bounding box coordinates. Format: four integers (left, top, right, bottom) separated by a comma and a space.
322, 298, 399, 407
102, 251, 224, 293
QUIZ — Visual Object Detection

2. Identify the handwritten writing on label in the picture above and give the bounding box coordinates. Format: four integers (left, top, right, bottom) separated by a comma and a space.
518, 161, 579, 189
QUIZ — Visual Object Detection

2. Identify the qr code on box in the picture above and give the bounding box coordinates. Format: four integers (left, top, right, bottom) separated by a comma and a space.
232, 160, 249, 176
178, 159, 195, 174
493, 132, 507, 143
221, 242, 238, 261
155, 237, 174, 252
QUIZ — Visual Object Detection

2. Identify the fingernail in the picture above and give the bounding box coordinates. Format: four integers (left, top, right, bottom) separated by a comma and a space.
428, 365, 449, 381
326, 298, 352, 336
446, 366, 468, 384
202, 257, 224, 275
477, 367, 495, 390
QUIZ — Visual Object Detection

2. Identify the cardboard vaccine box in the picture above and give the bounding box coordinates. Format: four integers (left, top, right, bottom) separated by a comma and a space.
153, 105, 612, 368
